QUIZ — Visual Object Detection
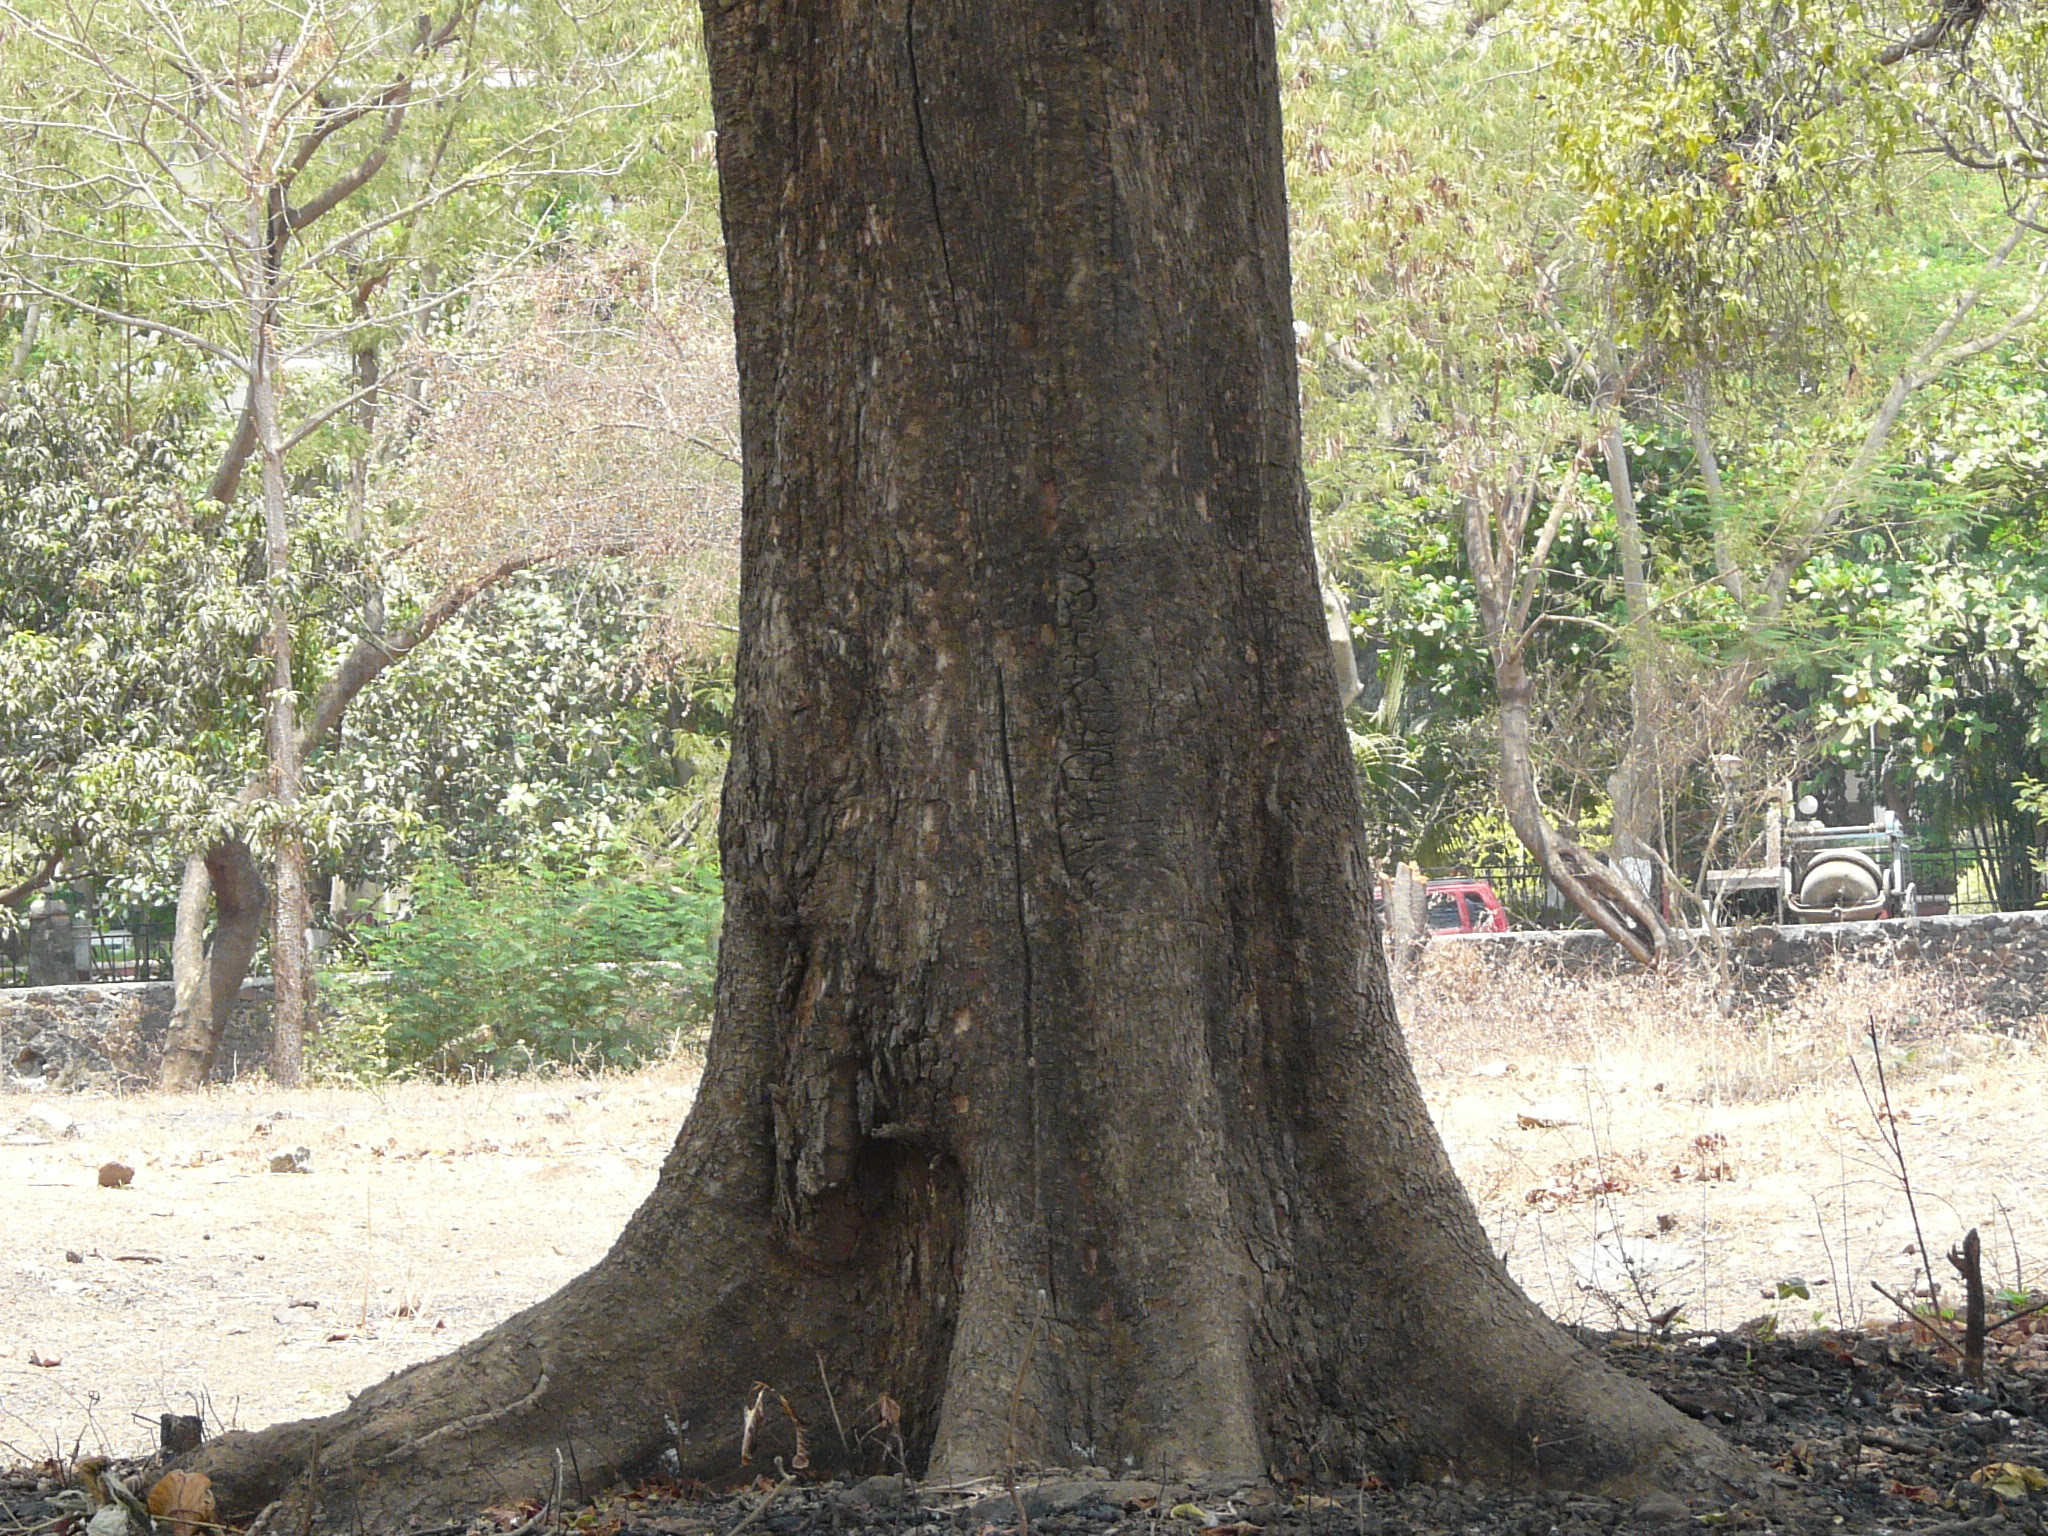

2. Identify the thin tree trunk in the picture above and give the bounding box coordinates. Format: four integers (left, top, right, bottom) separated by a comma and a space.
190, 9, 1741, 1524
253, 265, 310, 1090
1597, 344, 1663, 910
1458, 461, 1669, 963
346, 292, 386, 633
1686, 375, 1745, 604
208, 403, 259, 507
8, 298, 42, 378
160, 842, 268, 1090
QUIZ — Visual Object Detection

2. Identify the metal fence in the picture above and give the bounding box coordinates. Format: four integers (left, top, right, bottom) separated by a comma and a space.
0, 905, 176, 989
1419, 840, 2039, 928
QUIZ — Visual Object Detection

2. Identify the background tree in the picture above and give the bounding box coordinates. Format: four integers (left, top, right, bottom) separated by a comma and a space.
0, 0, 702, 1078
1529, 0, 2048, 918
1286, 0, 2048, 944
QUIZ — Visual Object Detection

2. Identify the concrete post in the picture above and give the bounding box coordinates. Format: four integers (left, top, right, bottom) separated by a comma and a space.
26, 898, 79, 986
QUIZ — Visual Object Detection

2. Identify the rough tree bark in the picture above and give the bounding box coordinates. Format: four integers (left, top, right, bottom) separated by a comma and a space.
189, 4, 1740, 1524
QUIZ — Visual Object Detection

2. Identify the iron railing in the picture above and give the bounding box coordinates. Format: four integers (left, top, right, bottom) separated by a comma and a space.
0, 905, 176, 988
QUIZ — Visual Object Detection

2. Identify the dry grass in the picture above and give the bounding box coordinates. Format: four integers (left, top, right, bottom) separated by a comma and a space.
1402, 945, 2048, 1339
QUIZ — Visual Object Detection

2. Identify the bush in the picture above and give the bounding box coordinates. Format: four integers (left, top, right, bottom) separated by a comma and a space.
331, 855, 720, 1078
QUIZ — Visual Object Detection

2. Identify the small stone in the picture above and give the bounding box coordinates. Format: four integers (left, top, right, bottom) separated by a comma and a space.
1631, 1492, 1691, 1525
97, 1161, 134, 1188
846, 1475, 908, 1509
65, 1250, 82, 1263
25, 1105, 78, 1138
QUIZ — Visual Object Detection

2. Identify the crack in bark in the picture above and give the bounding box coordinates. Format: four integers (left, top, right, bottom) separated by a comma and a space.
992, 668, 1045, 1261
903, 0, 957, 299
369, 1363, 552, 1467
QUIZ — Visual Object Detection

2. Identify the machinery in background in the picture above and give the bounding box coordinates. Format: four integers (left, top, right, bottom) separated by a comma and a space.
1706, 786, 1917, 924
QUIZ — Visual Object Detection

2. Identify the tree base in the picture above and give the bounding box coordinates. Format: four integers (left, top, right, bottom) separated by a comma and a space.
190, 1072, 1750, 1532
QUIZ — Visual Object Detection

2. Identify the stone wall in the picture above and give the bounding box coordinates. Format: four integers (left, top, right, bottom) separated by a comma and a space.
1435, 909, 2048, 1018
1, 979, 274, 1087
10, 914, 2045, 1086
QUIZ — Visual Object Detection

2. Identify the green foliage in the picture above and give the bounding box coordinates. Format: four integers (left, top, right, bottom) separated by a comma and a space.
0, 367, 727, 908
0, 371, 266, 909
311, 566, 734, 884
343, 854, 721, 1079
1530, 0, 1908, 359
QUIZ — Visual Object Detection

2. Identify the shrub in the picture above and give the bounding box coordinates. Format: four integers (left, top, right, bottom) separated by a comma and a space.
335, 855, 720, 1078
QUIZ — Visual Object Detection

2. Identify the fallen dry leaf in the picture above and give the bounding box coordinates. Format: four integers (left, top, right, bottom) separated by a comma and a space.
148, 1470, 216, 1536
1973, 1463, 2048, 1500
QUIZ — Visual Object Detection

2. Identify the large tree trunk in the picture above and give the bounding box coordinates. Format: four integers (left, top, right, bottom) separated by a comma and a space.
190, 6, 1740, 1525
160, 841, 268, 1091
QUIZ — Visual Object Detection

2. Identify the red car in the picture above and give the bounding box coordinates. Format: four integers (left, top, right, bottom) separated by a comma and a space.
1424, 877, 1510, 934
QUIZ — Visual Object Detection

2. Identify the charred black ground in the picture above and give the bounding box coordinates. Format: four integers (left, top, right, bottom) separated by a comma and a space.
8, 1327, 2047, 1536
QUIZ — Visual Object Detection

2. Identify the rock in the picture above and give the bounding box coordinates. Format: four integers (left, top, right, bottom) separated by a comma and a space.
1630, 1492, 1691, 1525
97, 1161, 134, 1188
841, 1475, 909, 1509
24, 1104, 78, 1138
158, 1413, 205, 1456
268, 1146, 311, 1173
963, 1478, 1160, 1523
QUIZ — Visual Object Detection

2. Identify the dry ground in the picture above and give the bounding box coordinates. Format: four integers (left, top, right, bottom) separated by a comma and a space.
1408, 947, 2048, 1343
0, 1062, 696, 1464
3, 952, 2045, 1463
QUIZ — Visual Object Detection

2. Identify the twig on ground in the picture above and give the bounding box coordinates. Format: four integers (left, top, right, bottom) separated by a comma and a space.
296, 1434, 320, 1536
1987, 1295, 2048, 1336
1812, 1195, 1847, 1332
1854, 1020, 1942, 1307
1871, 1280, 1965, 1348
498, 1449, 564, 1536
1996, 1198, 2026, 1294
816, 1353, 851, 1462
725, 1458, 795, 1536
1005, 1320, 1044, 1536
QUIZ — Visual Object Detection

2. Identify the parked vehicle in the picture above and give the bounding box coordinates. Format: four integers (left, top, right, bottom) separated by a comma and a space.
1424, 877, 1510, 934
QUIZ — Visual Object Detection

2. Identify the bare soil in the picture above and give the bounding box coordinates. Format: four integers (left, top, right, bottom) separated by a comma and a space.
3, 950, 2046, 1467
0, 1063, 697, 1463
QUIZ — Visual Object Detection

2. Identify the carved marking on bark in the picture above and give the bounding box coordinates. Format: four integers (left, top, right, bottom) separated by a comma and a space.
1054, 542, 1118, 890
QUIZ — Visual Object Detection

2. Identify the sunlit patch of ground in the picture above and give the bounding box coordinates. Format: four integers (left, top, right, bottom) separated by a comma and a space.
0, 1062, 696, 1461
